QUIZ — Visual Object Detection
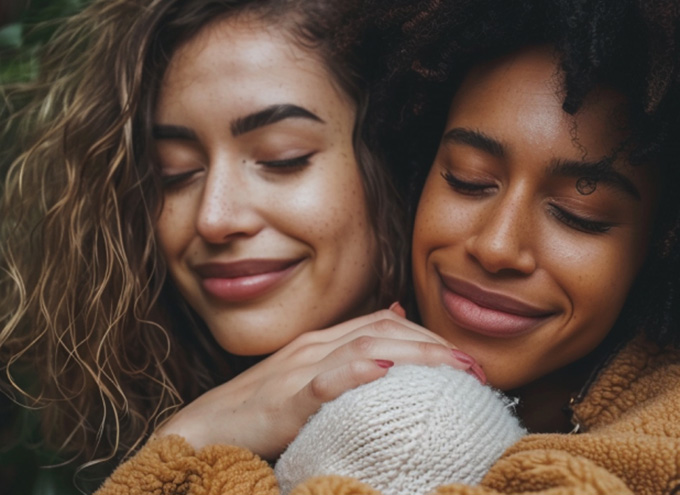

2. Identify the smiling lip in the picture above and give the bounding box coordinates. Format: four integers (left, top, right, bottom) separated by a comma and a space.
439, 274, 555, 338
195, 258, 303, 303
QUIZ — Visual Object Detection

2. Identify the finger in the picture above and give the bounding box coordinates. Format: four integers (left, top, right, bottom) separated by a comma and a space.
327, 336, 475, 372
261, 310, 461, 386
277, 318, 453, 372
331, 314, 455, 348
296, 358, 391, 410
388, 301, 407, 318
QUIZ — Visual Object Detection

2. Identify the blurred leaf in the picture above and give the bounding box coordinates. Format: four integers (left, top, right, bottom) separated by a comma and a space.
0, 23, 22, 48
0, 60, 35, 83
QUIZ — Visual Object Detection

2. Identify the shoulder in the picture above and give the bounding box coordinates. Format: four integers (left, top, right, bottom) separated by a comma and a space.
96, 435, 277, 495
573, 335, 680, 432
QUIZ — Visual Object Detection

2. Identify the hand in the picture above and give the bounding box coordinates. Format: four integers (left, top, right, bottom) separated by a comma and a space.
154, 307, 483, 459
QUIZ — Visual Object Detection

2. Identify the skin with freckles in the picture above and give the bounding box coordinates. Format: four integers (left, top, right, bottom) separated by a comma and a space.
412, 46, 659, 398
152, 14, 479, 457
154, 16, 377, 356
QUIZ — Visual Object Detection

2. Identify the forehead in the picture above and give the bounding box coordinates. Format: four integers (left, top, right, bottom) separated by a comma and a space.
163, 15, 312, 83
446, 46, 658, 194
155, 14, 353, 128
450, 47, 626, 152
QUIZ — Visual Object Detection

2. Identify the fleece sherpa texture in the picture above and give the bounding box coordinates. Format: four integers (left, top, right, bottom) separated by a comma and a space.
275, 365, 526, 495
95, 336, 680, 495
94, 438, 277, 495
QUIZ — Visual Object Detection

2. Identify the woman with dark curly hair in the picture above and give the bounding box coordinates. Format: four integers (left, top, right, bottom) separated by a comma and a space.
268, 1, 680, 494
0, 0, 484, 492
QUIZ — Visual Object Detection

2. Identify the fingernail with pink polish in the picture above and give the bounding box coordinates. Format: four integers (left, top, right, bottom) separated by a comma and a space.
375, 359, 395, 369
450, 349, 476, 366
467, 363, 487, 385
388, 301, 406, 318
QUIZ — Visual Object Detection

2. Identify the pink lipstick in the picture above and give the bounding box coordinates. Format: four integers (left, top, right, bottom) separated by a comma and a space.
195, 258, 303, 303
439, 274, 554, 338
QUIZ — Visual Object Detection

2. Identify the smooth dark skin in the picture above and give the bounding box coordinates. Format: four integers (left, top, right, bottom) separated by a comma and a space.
412, 46, 659, 432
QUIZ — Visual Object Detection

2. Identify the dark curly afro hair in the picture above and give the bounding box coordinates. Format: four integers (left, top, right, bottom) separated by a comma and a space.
349, 0, 680, 348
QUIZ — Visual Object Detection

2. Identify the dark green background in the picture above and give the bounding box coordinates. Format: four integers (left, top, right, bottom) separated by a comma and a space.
1, 2, 91, 494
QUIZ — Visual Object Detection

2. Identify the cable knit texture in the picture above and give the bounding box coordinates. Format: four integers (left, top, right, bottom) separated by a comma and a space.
275, 365, 526, 495
94, 335, 680, 495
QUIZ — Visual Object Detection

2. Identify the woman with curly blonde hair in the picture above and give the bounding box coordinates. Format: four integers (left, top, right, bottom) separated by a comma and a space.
0, 0, 479, 491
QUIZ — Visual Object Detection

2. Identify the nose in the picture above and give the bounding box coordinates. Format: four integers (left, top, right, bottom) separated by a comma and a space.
195, 162, 264, 243
464, 194, 537, 275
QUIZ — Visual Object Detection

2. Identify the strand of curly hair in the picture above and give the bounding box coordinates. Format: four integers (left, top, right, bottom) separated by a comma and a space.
0, 0, 221, 470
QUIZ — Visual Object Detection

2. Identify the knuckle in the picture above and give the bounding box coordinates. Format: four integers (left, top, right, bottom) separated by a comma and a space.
289, 341, 321, 363
346, 359, 371, 382
308, 374, 331, 401
375, 309, 396, 320
362, 309, 394, 325
371, 318, 396, 335
418, 340, 439, 357
291, 330, 318, 347
351, 335, 376, 354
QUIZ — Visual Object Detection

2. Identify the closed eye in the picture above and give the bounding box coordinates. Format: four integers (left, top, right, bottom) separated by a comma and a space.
547, 204, 614, 234
441, 171, 496, 196
161, 169, 202, 188
258, 152, 316, 169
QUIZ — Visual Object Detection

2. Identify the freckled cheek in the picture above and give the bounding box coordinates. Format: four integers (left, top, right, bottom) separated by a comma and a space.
283, 168, 370, 241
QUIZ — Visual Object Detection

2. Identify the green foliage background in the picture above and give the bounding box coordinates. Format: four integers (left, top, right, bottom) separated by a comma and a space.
0, 0, 89, 83
1, 3, 92, 495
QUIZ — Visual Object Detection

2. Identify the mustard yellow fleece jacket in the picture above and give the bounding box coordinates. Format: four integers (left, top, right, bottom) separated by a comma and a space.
95, 336, 680, 495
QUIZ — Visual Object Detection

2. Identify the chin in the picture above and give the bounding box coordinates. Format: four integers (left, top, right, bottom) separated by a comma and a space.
215, 335, 287, 356
208, 322, 298, 356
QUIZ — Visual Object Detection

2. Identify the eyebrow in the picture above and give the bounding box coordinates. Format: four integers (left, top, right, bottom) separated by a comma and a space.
152, 124, 198, 140
547, 159, 641, 200
230, 104, 324, 136
442, 126, 641, 201
153, 104, 324, 142
442, 127, 505, 158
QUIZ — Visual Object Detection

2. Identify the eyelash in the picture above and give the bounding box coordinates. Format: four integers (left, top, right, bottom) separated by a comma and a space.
161, 151, 316, 188
161, 169, 201, 188
547, 205, 613, 234
259, 152, 316, 169
442, 171, 613, 234
441, 171, 496, 196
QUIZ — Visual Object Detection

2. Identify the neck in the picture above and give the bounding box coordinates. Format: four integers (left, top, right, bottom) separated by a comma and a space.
509, 353, 601, 433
